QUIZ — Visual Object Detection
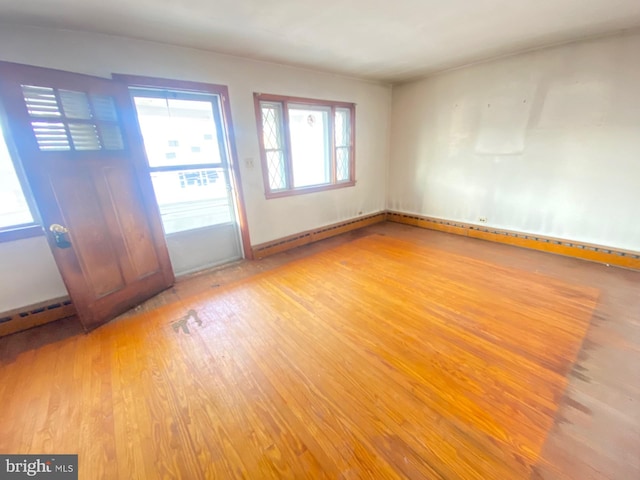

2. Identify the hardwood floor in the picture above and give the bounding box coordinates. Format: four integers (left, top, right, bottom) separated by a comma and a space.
1, 223, 638, 479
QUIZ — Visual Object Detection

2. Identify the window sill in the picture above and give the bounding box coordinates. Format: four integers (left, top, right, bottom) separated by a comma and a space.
265, 181, 355, 199
0, 224, 43, 243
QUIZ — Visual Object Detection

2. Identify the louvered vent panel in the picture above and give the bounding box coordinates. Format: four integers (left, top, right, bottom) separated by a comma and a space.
30, 122, 70, 151
21, 85, 61, 117
100, 124, 124, 150
68, 123, 101, 151
21, 85, 125, 152
59, 90, 92, 119
91, 95, 118, 122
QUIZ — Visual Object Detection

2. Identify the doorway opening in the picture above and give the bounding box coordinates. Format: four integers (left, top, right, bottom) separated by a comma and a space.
130, 85, 249, 275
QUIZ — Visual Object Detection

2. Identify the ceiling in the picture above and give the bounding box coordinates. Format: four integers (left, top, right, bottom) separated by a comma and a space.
1, 0, 639, 83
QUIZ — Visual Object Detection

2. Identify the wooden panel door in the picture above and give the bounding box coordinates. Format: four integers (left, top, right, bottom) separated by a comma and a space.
0, 62, 174, 331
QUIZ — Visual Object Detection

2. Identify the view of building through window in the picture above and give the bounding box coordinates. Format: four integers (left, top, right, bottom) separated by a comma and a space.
0, 123, 34, 229
133, 94, 235, 234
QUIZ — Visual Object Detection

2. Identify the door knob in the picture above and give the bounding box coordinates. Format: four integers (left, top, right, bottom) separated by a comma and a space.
49, 223, 72, 249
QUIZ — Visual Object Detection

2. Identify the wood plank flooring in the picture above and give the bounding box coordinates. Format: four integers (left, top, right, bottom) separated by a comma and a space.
1, 224, 638, 479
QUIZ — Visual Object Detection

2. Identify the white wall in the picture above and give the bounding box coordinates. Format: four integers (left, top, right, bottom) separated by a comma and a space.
0, 236, 68, 310
0, 24, 391, 312
389, 30, 640, 251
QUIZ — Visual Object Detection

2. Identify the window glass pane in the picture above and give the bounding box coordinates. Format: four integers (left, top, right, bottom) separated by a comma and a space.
0, 124, 34, 228
134, 91, 236, 235
150, 168, 232, 234
336, 147, 350, 182
266, 150, 286, 190
134, 96, 222, 167
260, 101, 287, 190
260, 102, 283, 150
288, 105, 331, 188
335, 108, 351, 147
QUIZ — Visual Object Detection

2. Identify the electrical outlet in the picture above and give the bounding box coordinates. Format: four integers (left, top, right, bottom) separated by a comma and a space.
244, 157, 255, 169
479, 217, 487, 223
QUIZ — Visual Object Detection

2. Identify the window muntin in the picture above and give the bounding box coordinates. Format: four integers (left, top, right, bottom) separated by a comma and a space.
255, 94, 355, 197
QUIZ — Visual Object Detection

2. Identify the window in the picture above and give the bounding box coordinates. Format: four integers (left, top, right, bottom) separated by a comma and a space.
254, 94, 355, 198
0, 119, 40, 240
132, 90, 237, 234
